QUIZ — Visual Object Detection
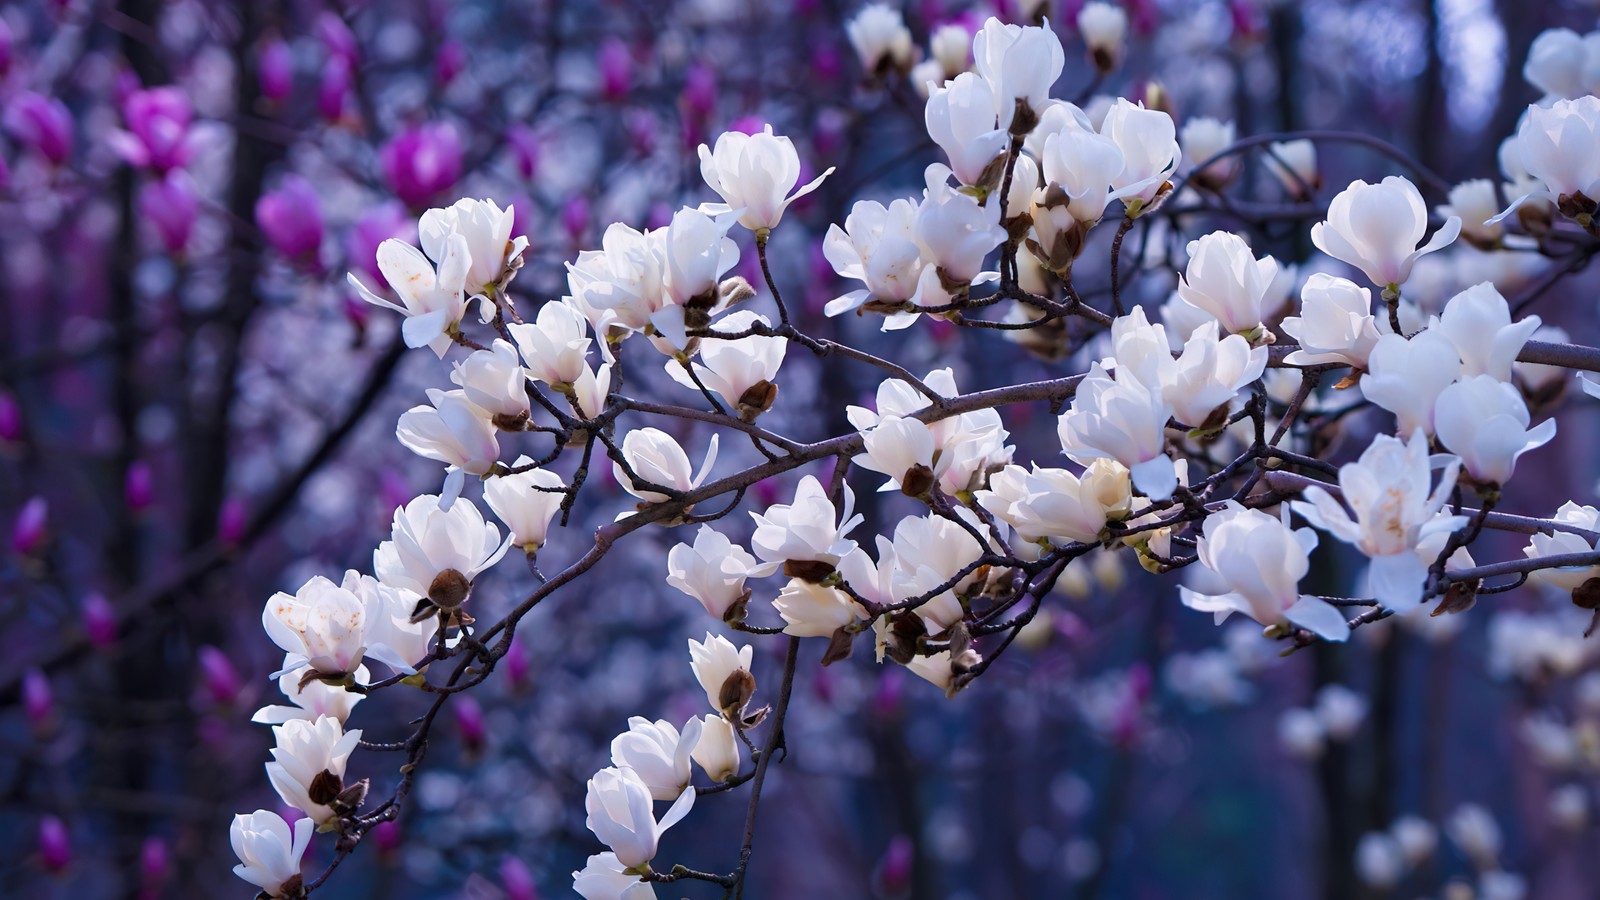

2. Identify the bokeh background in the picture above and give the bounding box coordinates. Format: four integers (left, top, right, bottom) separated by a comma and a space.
2, 0, 1599, 897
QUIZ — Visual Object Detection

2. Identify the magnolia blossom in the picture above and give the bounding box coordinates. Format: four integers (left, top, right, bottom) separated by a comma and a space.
652, 207, 742, 347
1507, 96, 1600, 213
1101, 99, 1179, 210
930, 24, 972, 79
1525, 28, 1589, 99
1430, 282, 1540, 382
1311, 176, 1460, 288
1434, 375, 1556, 486
1180, 117, 1240, 186
1438, 179, 1505, 248
230, 810, 313, 898
846, 3, 914, 76
566, 221, 668, 334
450, 340, 530, 420
1265, 139, 1319, 198
889, 512, 987, 631
1174, 231, 1280, 335
915, 164, 1006, 287
1292, 432, 1466, 611
610, 716, 704, 801
573, 852, 656, 900
1280, 274, 1380, 368
252, 658, 367, 726
262, 574, 370, 679
584, 765, 695, 871
1359, 331, 1461, 436
687, 633, 754, 714
972, 18, 1064, 131
483, 456, 565, 551
347, 233, 471, 357
396, 388, 500, 476
265, 714, 362, 824
509, 300, 591, 386
772, 577, 866, 637
1057, 363, 1177, 500
977, 460, 1131, 544
1178, 502, 1349, 641
419, 197, 526, 297
698, 125, 834, 232
667, 527, 760, 620
666, 310, 786, 413
691, 715, 741, 782
1077, 2, 1129, 72
822, 197, 926, 327
1523, 502, 1600, 591
374, 494, 511, 607
1164, 321, 1268, 427
749, 475, 864, 570
857, 415, 941, 492
924, 72, 1006, 188
613, 428, 719, 504
1031, 125, 1123, 267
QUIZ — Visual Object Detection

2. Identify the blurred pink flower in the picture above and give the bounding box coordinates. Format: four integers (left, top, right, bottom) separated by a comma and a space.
255, 175, 325, 261
381, 123, 463, 208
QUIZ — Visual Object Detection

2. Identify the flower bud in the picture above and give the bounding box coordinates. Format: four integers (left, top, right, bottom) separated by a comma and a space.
256, 176, 325, 262
124, 460, 154, 512
500, 855, 539, 900
0, 390, 20, 443
454, 695, 486, 757
38, 816, 70, 873
258, 37, 293, 103
598, 38, 631, 101
1078, 2, 1129, 73
197, 645, 243, 706
83, 593, 117, 649
5, 92, 72, 165
12, 495, 47, 556
23, 668, 53, 733
139, 836, 169, 898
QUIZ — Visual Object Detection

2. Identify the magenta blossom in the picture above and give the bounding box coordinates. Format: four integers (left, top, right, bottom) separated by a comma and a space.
380, 123, 463, 208
111, 87, 193, 173
598, 37, 631, 101
345, 201, 413, 289
255, 175, 325, 261
4, 92, 72, 164
318, 55, 352, 121
258, 38, 293, 103
38, 816, 70, 873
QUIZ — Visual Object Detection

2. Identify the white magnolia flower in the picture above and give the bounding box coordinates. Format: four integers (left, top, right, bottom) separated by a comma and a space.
347, 233, 471, 357
395, 388, 500, 476
572, 361, 614, 419
374, 494, 512, 603
265, 714, 362, 824
748, 475, 864, 570
972, 18, 1065, 132
1292, 431, 1466, 612
1278, 707, 1326, 758
1315, 684, 1368, 739
350, 573, 438, 675
262, 574, 370, 680
667, 310, 786, 412
508, 300, 591, 387
450, 340, 530, 420
572, 852, 655, 900
613, 428, 719, 504
929, 24, 972, 78
822, 198, 927, 327
584, 765, 695, 871
934, 408, 1015, 495
1359, 331, 1461, 436
904, 648, 975, 694
1430, 282, 1540, 382
1077, 2, 1128, 72
483, 455, 566, 551
889, 512, 987, 631
1280, 273, 1380, 368
1434, 375, 1556, 486
1034, 124, 1123, 260
977, 460, 1130, 544
1174, 231, 1280, 335
1508, 95, 1600, 214
924, 72, 1007, 188
610, 716, 705, 801
857, 414, 941, 492
567, 222, 668, 334
230, 809, 313, 898
1101, 99, 1179, 211
1391, 816, 1438, 866
915, 163, 1006, 286
1447, 804, 1501, 869
1057, 363, 1177, 500
667, 526, 760, 620
1525, 28, 1588, 99
1437, 179, 1505, 248
1312, 176, 1460, 289
687, 633, 753, 714
1164, 320, 1268, 428
1265, 139, 1319, 198
698, 125, 834, 233
773, 577, 865, 637
252, 657, 367, 726
691, 715, 741, 782
653, 207, 742, 346
419, 197, 526, 297
1180, 117, 1239, 186
1523, 502, 1600, 591
846, 3, 914, 76
1179, 501, 1349, 641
